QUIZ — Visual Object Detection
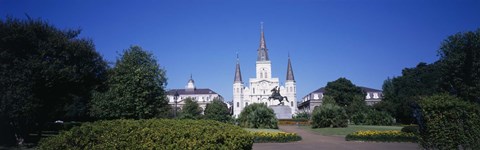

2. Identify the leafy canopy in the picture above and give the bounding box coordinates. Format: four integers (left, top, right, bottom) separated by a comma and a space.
0, 17, 108, 143
204, 97, 231, 123
90, 46, 169, 119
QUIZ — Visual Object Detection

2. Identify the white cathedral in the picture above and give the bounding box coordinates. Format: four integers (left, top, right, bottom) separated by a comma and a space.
232, 24, 297, 118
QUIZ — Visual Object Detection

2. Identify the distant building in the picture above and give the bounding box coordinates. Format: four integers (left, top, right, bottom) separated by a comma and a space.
298, 86, 382, 113
166, 76, 223, 113
232, 23, 297, 118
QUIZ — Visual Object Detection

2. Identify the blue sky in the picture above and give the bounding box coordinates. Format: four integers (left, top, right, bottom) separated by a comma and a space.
2, 0, 479, 102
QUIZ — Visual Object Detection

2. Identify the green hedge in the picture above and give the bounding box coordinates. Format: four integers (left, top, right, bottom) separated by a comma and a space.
38, 119, 253, 150
418, 94, 480, 149
401, 125, 419, 134
351, 110, 394, 126
346, 130, 417, 142
312, 103, 348, 128
251, 131, 302, 143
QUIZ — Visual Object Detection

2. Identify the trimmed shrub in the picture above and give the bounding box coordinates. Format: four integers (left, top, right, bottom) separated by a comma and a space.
346, 130, 417, 142
251, 131, 302, 143
38, 119, 253, 150
401, 125, 419, 134
418, 94, 480, 149
311, 103, 348, 128
351, 110, 394, 125
238, 103, 278, 129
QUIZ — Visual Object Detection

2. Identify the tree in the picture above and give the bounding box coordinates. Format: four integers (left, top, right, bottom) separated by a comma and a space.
438, 29, 480, 103
238, 103, 278, 129
89, 46, 169, 119
324, 77, 365, 109
180, 98, 203, 119
0, 17, 108, 144
389, 62, 442, 123
204, 97, 231, 123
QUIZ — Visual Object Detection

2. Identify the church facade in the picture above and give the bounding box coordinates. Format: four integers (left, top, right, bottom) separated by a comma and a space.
232, 24, 297, 118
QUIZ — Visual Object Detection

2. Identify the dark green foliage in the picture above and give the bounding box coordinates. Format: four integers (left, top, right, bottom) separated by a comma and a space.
204, 98, 232, 123
38, 119, 254, 150
418, 94, 480, 149
311, 103, 348, 128
401, 125, 419, 134
376, 63, 443, 124
89, 46, 169, 119
438, 29, 480, 103
351, 110, 394, 126
324, 78, 365, 108
180, 97, 203, 119
377, 29, 480, 124
0, 17, 108, 142
238, 103, 278, 129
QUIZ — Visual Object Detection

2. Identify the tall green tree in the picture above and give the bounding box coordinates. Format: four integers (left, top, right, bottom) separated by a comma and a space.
438, 29, 480, 103
90, 46, 169, 119
0, 17, 108, 144
324, 78, 365, 108
180, 98, 203, 119
204, 97, 231, 123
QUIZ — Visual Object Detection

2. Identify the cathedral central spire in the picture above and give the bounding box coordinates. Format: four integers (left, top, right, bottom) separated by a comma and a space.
257, 22, 269, 61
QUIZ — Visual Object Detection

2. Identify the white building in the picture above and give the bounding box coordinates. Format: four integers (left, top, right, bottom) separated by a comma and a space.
166, 76, 223, 112
298, 86, 383, 114
232, 24, 297, 118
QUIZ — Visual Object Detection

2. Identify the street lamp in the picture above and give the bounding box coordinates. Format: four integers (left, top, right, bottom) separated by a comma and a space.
173, 91, 179, 118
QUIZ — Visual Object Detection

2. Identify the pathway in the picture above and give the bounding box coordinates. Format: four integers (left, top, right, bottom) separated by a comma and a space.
253, 126, 419, 150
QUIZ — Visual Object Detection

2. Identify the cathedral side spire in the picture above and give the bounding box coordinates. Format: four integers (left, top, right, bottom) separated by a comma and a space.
286, 55, 295, 81
234, 53, 243, 83
257, 22, 269, 61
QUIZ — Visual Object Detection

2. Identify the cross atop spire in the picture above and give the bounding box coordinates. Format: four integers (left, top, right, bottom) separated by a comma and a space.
257, 22, 269, 61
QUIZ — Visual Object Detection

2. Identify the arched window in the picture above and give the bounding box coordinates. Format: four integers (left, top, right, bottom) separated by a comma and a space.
291, 101, 294, 107
237, 102, 239, 107
260, 72, 263, 78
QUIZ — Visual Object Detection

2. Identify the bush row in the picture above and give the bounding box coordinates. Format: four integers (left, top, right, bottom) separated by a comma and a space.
38, 119, 253, 150
350, 110, 394, 126
251, 131, 302, 143
418, 94, 480, 149
345, 130, 417, 142
401, 125, 419, 134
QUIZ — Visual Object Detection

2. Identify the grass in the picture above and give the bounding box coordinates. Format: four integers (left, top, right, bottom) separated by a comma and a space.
301, 125, 403, 137
244, 128, 283, 133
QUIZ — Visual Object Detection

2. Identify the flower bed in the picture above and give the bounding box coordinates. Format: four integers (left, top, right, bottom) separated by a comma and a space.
278, 119, 310, 126
251, 131, 302, 143
346, 130, 417, 142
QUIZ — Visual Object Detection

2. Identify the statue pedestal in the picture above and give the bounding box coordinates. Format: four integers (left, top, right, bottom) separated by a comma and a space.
269, 105, 292, 119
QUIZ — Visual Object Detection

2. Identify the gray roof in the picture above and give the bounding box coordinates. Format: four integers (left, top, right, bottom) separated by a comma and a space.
167, 88, 218, 95
359, 86, 382, 92
234, 61, 242, 83
310, 86, 381, 94
286, 57, 295, 81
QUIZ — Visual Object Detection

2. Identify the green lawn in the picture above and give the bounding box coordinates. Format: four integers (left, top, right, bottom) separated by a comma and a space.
301, 125, 403, 137
244, 128, 283, 133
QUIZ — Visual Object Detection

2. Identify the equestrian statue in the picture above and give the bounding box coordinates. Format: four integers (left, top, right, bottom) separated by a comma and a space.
268, 86, 289, 105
